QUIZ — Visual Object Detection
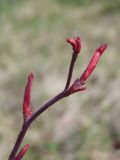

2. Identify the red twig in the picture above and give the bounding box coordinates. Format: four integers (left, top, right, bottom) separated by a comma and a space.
8, 37, 107, 160
65, 37, 81, 90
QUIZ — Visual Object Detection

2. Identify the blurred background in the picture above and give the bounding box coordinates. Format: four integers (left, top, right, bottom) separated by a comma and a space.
0, 0, 120, 159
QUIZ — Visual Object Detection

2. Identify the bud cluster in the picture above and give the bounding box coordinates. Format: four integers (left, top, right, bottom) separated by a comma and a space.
66, 37, 107, 95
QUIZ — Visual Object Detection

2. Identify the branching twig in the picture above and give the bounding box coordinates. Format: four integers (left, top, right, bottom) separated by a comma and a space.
8, 37, 107, 160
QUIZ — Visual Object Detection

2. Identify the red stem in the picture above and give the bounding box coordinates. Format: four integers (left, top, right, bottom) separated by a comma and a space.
8, 38, 107, 160
8, 122, 30, 160
8, 48, 77, 160
8, 91, 67, 160
64, 53, 78, 90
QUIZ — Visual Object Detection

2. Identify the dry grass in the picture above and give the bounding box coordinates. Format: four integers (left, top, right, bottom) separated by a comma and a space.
0, 0, 120, 159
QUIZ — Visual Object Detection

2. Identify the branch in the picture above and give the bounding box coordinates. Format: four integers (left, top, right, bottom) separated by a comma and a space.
8, 37, 107, 160
64, 54, 78, 90
65, 37, 81, 90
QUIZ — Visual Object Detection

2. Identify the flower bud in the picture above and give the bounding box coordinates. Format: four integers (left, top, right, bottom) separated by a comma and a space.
15, 144, 30, 160
67, 37, 81, 54
80, 44, 107, 82
23, 73, 34, 121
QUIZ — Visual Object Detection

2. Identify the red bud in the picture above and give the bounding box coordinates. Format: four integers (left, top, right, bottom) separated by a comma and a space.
15, 144, 30, 160
23, 73, 34, 121
80, 44, 107, 82
67, 37, 81, 54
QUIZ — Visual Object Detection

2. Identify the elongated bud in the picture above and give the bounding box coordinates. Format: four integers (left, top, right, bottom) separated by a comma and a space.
80, 44, 107, 82
15, 144, 30, 160
67, 37, 81, 54
24, 73, 34, 106
23, 73, 34, 121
